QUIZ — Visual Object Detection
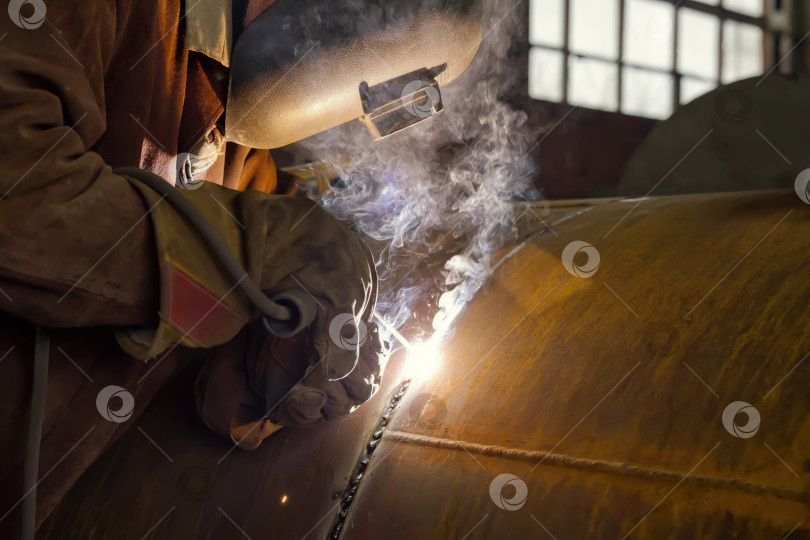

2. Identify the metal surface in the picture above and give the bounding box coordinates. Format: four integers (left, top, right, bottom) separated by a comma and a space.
343, 189, 810, 539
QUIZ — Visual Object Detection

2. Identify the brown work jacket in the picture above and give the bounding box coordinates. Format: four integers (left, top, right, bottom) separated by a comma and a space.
0, 0, 286, 532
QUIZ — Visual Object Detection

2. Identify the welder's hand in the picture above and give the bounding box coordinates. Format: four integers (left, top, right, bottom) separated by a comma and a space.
235, 193, 381, 381
271, 323, 384, 427
192, 192, 385, 447
234, 192, 385, 432
195, 321, 383, 450
119, 179, 384, 447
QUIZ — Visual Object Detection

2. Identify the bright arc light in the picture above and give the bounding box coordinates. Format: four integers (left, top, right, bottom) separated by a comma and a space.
406, 340, 443, 380
372, 311, 443, 381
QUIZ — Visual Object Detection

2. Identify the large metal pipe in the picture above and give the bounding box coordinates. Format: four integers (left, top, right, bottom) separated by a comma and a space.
343, 189, 810, 539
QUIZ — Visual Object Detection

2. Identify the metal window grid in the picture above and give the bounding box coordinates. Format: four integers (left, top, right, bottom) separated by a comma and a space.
529, 0, 780, 116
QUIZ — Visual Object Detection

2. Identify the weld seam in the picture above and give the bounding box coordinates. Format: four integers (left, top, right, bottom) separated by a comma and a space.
385, 430, 807, 502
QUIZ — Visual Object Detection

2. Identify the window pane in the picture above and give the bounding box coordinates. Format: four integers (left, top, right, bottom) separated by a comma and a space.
568, 56, 618, 111
724, 0, 763, 17
529, 48, 564, 101
677, 8, 719, 79
622, 67, 673, 119
680, 77, 716, 105
624, 0, 674, 70
530, 0, 565, 47
570, 0, 619, 60
722, 21, 764, 83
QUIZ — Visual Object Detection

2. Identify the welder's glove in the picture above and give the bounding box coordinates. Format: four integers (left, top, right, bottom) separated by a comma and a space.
260, 321, 384, 427
192, 190, 385, 449
238, 190, 380, 381
195, 320, 384, 450
117, 175, 383, 448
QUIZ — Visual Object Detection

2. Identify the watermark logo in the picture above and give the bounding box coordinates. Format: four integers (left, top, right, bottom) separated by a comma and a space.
401, 80, 441, 119
795, 169, 810, 205
96, 385, 135, 423
714, 88, 753, 125
176, 465, 212, 502
722, 401, 760, 439
8, 0, 46, 29
175, 152, 205, 190
329, 313, 368, 351
561, 241, 600, 278
520, 199, 551, 220
534, 199, 551, 218
643, 322, 680, 357
489, 473, 528, 511
408, 393, 448, 429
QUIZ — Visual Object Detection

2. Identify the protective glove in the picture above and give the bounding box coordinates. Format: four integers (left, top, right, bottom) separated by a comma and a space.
195, 320, 383, 450
237, 189, 380, 380
117, 174, 383, 448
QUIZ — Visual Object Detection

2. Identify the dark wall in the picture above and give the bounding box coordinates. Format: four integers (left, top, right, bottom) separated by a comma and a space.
506, 0, 659, 200
516, 99, 658, 199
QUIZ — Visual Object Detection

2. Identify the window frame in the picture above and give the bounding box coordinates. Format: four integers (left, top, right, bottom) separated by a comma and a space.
529, 0, 774, 117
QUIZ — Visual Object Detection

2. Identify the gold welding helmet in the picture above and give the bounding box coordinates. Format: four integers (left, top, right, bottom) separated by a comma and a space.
226, 0, 484, 149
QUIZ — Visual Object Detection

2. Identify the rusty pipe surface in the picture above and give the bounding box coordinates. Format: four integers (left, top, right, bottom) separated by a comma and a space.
341, 189, 810, 539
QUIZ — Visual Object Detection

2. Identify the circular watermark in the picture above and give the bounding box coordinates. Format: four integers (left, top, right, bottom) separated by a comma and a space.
8, 0, 46, 30
408, 393, 448, 429
96, 385, 135, 423
328, 313, 368, 351
489, 473, 528, 511
722, 401, 760, 439
522, 199, 550, 219
401, 80, 441, 119
175, 153, 205, 190
534, 199, 551, 218
561, 241, 600, 278
176, 465, 212, 502
795, 169, 810, 205
714, 88, 753, 125
643, 322, 680, 358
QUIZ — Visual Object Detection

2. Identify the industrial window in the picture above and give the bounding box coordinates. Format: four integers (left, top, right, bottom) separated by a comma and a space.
529, 0, 772, 120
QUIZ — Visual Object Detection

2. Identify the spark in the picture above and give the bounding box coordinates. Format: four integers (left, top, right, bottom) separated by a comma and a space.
373, 310, 443, 380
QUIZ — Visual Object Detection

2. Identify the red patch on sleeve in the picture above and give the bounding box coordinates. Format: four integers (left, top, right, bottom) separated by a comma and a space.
164, 265, 248, 347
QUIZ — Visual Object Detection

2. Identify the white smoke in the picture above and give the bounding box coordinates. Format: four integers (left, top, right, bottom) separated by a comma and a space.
295, 0, 541, 347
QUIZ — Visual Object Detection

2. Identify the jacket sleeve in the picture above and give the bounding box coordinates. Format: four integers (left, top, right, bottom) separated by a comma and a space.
0, 4, 164, 328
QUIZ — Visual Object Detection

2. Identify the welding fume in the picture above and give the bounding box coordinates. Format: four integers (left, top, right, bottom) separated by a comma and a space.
0, 0, 484, 537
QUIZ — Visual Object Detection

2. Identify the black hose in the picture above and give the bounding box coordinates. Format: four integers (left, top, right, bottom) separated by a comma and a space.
115, 167, 294, 323
22, 327, 48, 540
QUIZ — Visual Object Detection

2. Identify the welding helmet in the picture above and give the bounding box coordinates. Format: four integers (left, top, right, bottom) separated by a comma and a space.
226, 0, 484, 149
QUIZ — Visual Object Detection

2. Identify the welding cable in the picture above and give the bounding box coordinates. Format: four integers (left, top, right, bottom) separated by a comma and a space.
22, 327, 49, 540
114, 168, 315, 337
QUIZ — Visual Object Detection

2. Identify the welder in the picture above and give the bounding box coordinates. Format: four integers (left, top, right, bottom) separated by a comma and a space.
0, 0, 482, 536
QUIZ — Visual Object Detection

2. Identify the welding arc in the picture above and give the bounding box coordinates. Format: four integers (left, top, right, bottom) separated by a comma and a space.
373, 310, 412, 349
115, 168, 314, 336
